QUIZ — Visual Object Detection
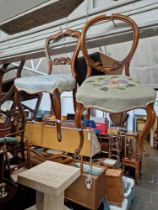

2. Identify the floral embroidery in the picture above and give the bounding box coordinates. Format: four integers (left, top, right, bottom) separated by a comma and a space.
86, 75, 140, 91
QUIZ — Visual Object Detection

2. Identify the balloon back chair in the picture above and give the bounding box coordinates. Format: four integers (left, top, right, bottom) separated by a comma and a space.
73, 14, 156, 156
0, 61, 42, 121
14, 29, 81, 151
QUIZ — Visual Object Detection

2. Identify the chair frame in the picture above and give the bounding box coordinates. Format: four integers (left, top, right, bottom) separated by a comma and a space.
80, 14, 139, 77
15, 29, 81, 145
73, 14, 156, 155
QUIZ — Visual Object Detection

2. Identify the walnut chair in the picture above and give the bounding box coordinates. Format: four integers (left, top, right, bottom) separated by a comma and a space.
14, 29, 81, 143
74, 14, 156, 155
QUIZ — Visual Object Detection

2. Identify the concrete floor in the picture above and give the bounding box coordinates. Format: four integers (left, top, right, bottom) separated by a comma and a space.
131, 143, 158, 210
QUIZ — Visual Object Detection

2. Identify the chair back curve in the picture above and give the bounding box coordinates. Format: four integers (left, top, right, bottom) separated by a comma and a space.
45, 28, 81, 75
80, 13, 139, 78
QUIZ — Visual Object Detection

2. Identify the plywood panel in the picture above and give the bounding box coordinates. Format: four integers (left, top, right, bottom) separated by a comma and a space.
42, 125, 91, 156
0, 0, 83, 34
25, 122, 43, 146
24, 122, 98, 157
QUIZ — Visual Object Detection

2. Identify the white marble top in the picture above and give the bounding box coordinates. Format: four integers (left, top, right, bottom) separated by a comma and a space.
18, 161, 80, 196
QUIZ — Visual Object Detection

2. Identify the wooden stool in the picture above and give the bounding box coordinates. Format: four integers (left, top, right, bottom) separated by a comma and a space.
18, 161, 80, 210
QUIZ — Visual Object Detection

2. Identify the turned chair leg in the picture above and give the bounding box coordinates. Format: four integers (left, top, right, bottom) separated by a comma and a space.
139, 103, 156, 153
32, 93, 43, 120
74, 103, 85, 155
15, 89, 26, 161
72, 83, 77, 112
51, 88, 62, 142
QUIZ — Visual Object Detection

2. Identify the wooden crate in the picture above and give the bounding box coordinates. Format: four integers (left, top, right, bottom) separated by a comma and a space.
105, 169, 124, 206
42, 125, 93, 156
65, 167, 106, 210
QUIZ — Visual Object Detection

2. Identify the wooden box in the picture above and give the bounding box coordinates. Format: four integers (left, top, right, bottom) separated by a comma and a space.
24, 121, 100, 157
105, 169, 124, 206
25, 122, 43, 146
42, 125, 93, 156
65, 166, 106, 210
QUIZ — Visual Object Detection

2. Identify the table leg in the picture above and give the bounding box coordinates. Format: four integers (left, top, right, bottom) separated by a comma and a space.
36, 191, 65, 210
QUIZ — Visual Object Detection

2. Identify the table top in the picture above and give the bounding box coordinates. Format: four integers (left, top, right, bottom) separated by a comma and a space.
18, 161, 80, 196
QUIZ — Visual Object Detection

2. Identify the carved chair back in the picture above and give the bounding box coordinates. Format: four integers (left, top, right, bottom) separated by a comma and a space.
80, 13, 139, 78
45, 28, 81, 75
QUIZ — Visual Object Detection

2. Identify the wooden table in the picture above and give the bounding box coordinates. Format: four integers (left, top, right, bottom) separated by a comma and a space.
18, 161, 80, 210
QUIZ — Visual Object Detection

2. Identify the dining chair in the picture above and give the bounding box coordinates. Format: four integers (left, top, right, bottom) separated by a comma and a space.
73, 14, 156, 155
14, 29, 81, 144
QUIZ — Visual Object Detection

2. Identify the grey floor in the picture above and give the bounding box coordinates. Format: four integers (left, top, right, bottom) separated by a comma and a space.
131, 142, 158, 210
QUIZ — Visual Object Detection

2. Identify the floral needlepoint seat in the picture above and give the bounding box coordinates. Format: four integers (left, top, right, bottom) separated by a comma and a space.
77, 75, 156, 113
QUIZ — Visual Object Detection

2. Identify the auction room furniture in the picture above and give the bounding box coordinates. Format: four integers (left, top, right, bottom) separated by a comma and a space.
122, 131, 141, 183
24, 121, 100, 157
108, 135, 122, 162
0, 62, 24, 139
0, 62, 24, 106
65, 163, 106, 210
18, 161, 80, 210
74, 14, 156, 158
0, 60, 42, 120
14, 29, 81, 144
105, 169, 124, 206
0, 60, 43, 161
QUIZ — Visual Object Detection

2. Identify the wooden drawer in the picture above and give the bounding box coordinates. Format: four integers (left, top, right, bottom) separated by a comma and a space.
65, 167, 106, 210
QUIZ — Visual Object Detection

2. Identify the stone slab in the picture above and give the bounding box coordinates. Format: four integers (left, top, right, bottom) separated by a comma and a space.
18, 160, 80, 196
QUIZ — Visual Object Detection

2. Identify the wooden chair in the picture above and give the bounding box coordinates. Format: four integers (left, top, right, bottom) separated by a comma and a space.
0, 62, 43, 162
73, 14, 156, 156
0, 61, 42, 120
14, 29, 81, 143
0, 110, 26, 161
0, 62, 24, 105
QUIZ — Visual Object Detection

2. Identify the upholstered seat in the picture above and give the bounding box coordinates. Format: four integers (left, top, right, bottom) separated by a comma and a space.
15, 74, 76, 94
73, 14, 156, 155
76, 75, 156, 113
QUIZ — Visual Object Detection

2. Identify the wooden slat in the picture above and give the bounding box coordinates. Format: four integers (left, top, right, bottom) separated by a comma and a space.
0, 0, 157, 64
0, 0, 84, 34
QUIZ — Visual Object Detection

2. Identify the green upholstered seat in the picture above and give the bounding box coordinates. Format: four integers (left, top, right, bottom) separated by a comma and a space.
0, 137, 17, 143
